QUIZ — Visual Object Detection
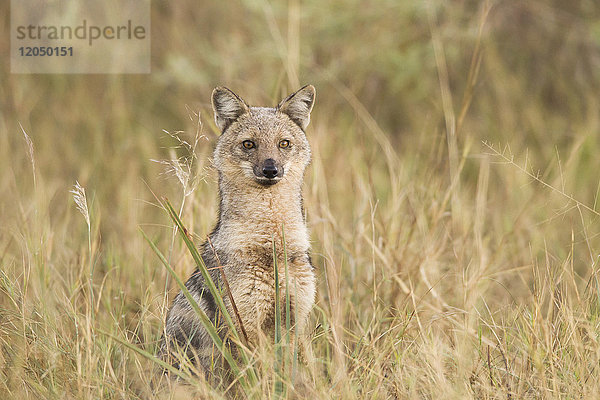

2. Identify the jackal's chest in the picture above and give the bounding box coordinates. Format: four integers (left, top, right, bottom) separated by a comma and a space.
219, 222, 310, 257
239, 267, 280, 332
225, 255, 315, 342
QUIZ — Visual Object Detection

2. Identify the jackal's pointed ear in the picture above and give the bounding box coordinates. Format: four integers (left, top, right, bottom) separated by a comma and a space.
211, 87, 249, 133
278, 85, 316, 131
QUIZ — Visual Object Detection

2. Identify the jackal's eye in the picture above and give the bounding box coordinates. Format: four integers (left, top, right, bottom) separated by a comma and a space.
279, 140, 290, 148
242, 140, 255, 149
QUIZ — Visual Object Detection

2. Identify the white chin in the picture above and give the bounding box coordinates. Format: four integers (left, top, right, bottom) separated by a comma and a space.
255, 177, 281, 186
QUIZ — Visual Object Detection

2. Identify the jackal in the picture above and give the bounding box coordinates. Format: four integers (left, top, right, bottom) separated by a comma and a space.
160, 85, 316, 374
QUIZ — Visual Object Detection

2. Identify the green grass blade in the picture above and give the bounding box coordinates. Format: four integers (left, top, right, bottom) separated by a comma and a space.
273, 234, 284, 398
98, 328, 193, 383
161, 199, 258, 387
163, 201, 239, 341
282, 225, 295, 383
282, 226, 291, 345
140, 228, 245, 385
273, 236, 281, 347
293, 278, 299, 376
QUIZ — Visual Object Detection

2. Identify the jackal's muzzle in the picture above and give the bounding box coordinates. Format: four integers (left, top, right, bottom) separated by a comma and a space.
253, 158, 284, 185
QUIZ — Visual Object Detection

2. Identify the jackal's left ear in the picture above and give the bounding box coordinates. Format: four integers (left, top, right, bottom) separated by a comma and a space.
278, 85, 316, 131
212, 87, 250, 133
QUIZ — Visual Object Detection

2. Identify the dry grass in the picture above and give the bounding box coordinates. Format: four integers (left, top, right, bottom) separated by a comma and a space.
2, 1, 600, 398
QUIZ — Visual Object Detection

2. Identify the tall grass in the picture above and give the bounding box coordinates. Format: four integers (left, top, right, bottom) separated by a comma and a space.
2, 0, 600, 398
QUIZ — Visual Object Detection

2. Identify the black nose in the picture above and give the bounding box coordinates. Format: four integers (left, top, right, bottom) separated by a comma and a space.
262, 159, 278, 179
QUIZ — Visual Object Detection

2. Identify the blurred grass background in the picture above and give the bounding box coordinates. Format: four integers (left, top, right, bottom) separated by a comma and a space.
2, 0, 600, 398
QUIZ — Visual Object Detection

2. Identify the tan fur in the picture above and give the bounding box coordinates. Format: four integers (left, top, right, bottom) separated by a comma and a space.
161, 85, 316, 374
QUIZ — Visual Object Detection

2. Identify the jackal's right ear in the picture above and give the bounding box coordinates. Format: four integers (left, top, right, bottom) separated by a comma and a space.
211, 87, 249, 133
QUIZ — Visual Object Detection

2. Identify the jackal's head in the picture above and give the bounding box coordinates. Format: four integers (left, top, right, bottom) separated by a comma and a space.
211, 85, 315, 188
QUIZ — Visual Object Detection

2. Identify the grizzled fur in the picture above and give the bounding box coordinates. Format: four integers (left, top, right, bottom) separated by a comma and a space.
160, 85, 317, 374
